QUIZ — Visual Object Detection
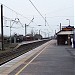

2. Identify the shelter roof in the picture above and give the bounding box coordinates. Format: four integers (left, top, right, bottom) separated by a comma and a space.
57, 31, 73, 35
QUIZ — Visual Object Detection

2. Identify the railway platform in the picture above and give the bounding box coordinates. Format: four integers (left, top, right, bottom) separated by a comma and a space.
0, 40, 75, 75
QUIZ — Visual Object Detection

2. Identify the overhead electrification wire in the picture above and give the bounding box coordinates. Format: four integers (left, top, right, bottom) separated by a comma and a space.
0, 3, 52, 32
0, 3, 38, 26
29, 0, 50, 27
0, 3, 30, 21
29, 0, 45, 20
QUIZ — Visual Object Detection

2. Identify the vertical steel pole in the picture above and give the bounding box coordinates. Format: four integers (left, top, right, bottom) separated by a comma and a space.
55, 30, 56, 34
69, 20, 70, 26
45, 14, 46, 26
60, 23, 61, 31
1, 4, 4, 50
10, 21, 11, 44
25, 24, 27, 41
25, 24, 26, 36
39, 30, 40, 35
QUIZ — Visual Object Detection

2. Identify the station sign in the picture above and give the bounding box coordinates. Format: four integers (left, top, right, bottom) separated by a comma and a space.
62, 26, 74, 31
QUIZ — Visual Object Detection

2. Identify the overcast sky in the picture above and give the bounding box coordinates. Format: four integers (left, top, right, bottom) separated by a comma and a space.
0, 0, 74, 37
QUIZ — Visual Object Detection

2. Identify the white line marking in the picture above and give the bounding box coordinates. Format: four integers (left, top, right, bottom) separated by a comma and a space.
15, 45, 46, 75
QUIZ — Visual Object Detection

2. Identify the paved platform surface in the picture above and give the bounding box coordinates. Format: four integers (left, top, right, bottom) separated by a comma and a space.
0, 40, 50, 75
0, 40, 75, 75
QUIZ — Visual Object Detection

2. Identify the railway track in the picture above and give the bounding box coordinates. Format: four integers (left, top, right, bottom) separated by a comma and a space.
0, 40, 49, 65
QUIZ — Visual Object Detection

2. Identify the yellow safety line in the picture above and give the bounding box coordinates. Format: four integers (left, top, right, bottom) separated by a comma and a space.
15, 46, 46, 75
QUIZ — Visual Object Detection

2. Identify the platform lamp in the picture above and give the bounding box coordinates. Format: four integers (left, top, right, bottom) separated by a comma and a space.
66, 19, 70, 26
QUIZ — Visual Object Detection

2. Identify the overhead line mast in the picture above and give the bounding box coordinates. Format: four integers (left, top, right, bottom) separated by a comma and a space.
29, 0, 50, 27
1, 4, 4, 50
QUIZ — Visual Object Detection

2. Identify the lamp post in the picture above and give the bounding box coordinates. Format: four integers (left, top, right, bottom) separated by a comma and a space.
66, 19, 70, 26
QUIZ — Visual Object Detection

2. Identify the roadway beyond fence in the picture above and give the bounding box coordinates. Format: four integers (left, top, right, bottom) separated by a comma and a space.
0, 40, 75, 75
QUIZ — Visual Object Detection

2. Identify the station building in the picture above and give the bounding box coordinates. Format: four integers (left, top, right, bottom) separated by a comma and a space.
56, 25, 74, 45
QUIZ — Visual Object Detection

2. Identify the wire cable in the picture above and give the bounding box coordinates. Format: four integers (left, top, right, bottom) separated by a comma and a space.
29, 0, 50, 27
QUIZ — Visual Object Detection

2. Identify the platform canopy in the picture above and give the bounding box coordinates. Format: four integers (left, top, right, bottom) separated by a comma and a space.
57, 31, 73, 35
